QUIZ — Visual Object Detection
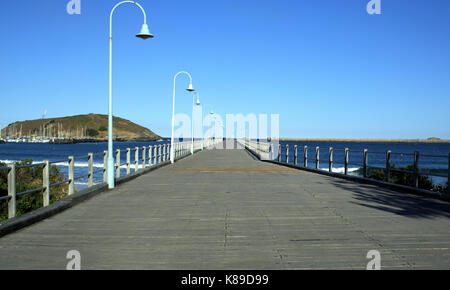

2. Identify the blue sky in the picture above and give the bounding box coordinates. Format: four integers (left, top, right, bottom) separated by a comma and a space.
0, 0, 449, 139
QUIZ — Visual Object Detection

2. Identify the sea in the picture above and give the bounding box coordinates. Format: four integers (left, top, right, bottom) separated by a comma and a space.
0, 140, 449, 190
278, 141, 450, 187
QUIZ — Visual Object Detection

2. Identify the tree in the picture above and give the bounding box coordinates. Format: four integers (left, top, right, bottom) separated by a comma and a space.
86, 128, 99, 137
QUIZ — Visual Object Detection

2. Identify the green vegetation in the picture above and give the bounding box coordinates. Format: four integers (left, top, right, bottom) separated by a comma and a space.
361, 165, 448, 193
86, 128, 99, 137
98, 126, 107, 132
0, 160, 68, 221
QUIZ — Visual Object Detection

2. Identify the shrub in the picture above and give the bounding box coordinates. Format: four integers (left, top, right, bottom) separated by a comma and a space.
366, 164, 434, 191
0, 160, 68, 221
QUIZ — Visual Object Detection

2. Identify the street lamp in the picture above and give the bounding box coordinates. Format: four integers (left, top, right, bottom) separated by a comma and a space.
191, 92, 201, 154
212, 114, 224, 145
107, 1, 154, 189
201, 104, 216, 149
170, 71, 195, 164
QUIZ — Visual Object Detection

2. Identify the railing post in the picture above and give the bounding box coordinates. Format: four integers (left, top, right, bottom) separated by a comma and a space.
158, 145, 162, 163
7, 164, 16, 219
116, 149, 121, 178
135, 147, 139, 172
414, 151, 419, 188
88, 153, 93, 187
447, 153, 450, 195
286, 144, 289, 163
167, 144, 170, 160
142, 146, 147, 169
294, 145, 298, 165
126, 148, 131, 175
163, 144, 166, 162
103, 151, 107, 183
43, 160, 50, 207
386, 150, 391, 182
278, 144, 281, 162
154, 146, 157, 164
270, 144, 274, 160
68, 156, 74, 195
363, 149, 368, 178
142, 146, 146, 168
344, 148, 349, 175
148, 146, 152, 166
304, 146, 308, 167
329, 147, 333, 173
316, 147, 320, 169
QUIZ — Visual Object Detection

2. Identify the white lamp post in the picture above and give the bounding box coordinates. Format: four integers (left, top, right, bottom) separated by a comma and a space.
107, 1, 154, 189
201, 104, 216, 150
213, 114, 224, 145
170, 71, 195, 164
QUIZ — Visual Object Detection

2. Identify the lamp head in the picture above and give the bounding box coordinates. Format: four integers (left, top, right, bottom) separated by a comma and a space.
136, 24, 154, 40
186, 83, 195, 92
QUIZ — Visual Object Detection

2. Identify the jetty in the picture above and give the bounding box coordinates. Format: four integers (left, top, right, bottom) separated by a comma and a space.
0, 141, 449, 270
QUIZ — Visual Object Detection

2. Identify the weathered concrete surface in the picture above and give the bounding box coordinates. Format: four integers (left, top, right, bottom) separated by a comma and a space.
0, 148, 449, 269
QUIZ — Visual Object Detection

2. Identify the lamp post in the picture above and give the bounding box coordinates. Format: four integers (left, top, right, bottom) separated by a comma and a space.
191, 92, 201, 154
201, 104, 216, 150
170, 72, 195, 164
213, 114, 224, 146
107, 1, 154, 189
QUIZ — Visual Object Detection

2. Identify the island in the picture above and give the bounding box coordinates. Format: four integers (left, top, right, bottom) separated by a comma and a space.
1, 113, 161, 143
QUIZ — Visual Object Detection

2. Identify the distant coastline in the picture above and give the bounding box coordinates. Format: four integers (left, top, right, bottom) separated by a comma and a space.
280, 138, 450, 143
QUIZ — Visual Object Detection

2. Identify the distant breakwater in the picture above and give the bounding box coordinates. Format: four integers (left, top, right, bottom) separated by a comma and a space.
280, 138, 450, 144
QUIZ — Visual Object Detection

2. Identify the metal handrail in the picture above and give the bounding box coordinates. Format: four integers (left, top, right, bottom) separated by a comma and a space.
16, 187, 46, 198
49, 159, 68, 165
74, 155, 90, 159
0, 195, 11, 202
243, 139, 449, 195
390, 152, 414, 156
16, 163, 45, 169
74, 174, 90, 180
49, 180, 70, 188
422, 154, 448, 158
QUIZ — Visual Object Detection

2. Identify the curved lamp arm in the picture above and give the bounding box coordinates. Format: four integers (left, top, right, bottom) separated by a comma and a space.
173, 71, 194, 89
110, 1, 148, 37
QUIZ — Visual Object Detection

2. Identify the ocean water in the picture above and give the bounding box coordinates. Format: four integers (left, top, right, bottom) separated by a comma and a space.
0, 141, 170, 190
1, 140, 449, 190
277, 141, 450, 186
